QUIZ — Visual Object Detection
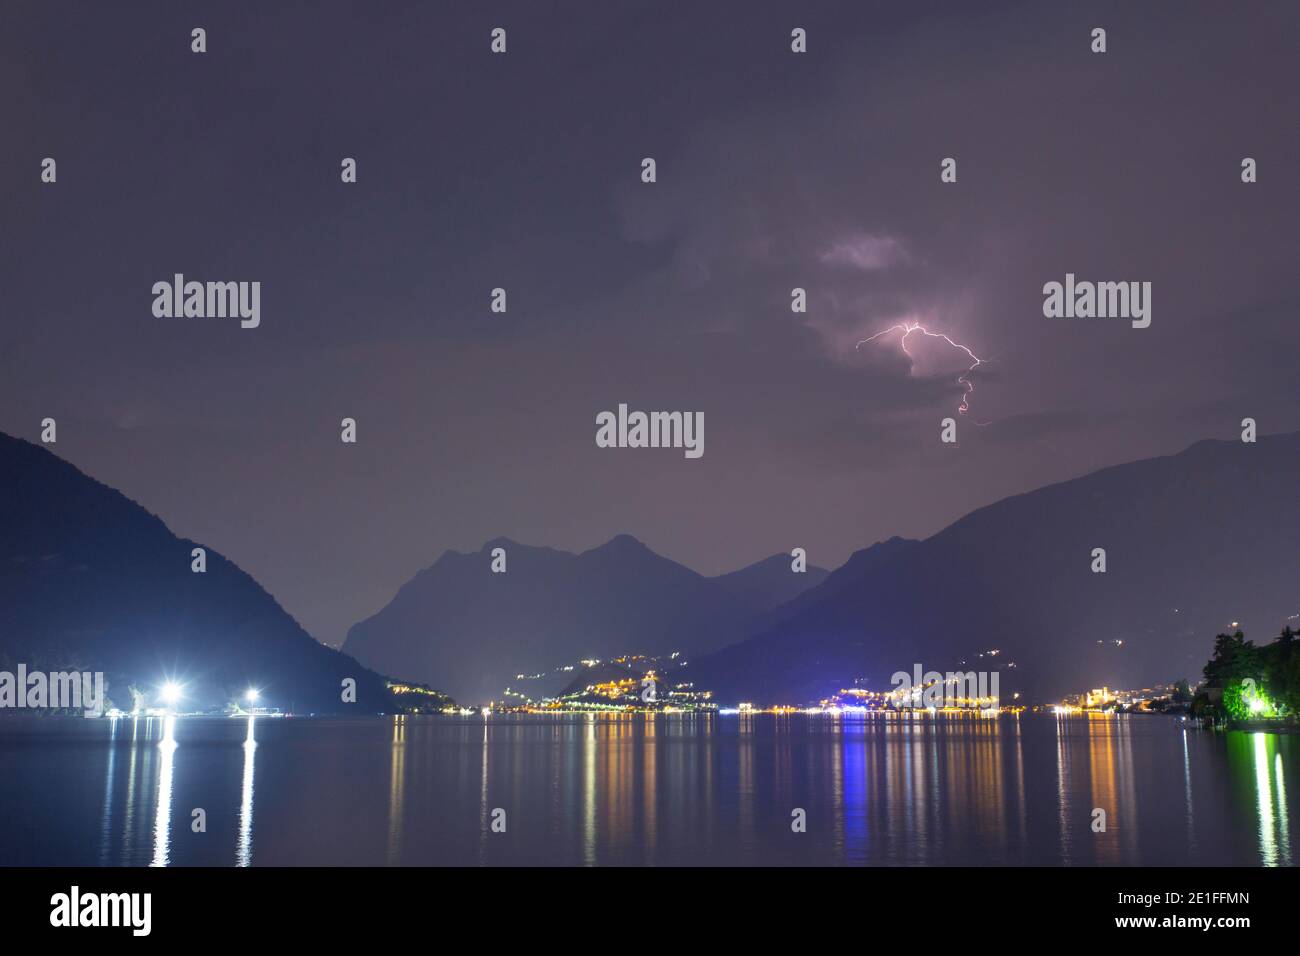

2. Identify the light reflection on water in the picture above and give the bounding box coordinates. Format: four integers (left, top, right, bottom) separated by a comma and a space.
1245, 732, 1291, 865
387, 715, 404, 866
237, 716, 257, 867
149, 715, 176, 867
0, 713, 1295, 866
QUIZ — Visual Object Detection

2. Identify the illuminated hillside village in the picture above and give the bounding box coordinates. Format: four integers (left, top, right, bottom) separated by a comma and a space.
458, 651, 1196, 719
93, 628, 1295, 731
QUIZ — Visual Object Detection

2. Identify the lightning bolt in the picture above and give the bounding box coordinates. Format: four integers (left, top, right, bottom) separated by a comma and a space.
856, 321, 988, 420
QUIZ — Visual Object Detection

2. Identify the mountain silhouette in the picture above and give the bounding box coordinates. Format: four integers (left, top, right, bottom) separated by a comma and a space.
343, 536, 828, 702
689, 434, 1300, 705
0, 432, 390, 713
708, 553, 830, 612
12, 426, 1293, 712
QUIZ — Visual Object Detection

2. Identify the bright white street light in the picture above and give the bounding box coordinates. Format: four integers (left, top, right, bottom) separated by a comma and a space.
160, 681, 183, 706
245, 688, 260, 704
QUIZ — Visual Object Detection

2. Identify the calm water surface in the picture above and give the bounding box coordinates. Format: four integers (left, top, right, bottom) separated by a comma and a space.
0, 713, 1294, 866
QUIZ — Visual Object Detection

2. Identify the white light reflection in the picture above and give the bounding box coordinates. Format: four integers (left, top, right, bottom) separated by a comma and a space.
237, 715, 257, 866
98, 715, 119, 864
150, 715, 177, 867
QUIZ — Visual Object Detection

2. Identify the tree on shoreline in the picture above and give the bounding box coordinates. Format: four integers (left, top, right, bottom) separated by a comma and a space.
1196, 626, 1298, 720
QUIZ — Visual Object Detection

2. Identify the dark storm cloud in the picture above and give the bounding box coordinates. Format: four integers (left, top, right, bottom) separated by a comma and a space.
1, 1, 1296, 645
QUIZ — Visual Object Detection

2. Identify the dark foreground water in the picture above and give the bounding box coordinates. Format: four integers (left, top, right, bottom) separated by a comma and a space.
0, 713, 1295, 866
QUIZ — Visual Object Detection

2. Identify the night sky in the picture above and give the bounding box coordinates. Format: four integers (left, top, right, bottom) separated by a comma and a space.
2, 1, 1296, 647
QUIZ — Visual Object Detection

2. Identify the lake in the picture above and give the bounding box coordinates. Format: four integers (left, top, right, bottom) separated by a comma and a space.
0, 712, 1294, 866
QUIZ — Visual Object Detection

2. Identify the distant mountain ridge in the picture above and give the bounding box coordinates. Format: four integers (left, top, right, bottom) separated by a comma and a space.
708, 553, 830, 612
688, 434, 1300, 705
343, 536, 830, 702
12, 426, 1291, 713
0, 432, 390, 712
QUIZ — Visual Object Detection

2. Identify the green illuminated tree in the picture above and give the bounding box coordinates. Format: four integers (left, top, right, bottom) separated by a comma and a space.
1200, 627, 1300, 720
1202, 630, 1260, 690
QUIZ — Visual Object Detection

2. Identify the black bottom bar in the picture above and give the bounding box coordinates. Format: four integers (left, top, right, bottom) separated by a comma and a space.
1, 865, 1286, 940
